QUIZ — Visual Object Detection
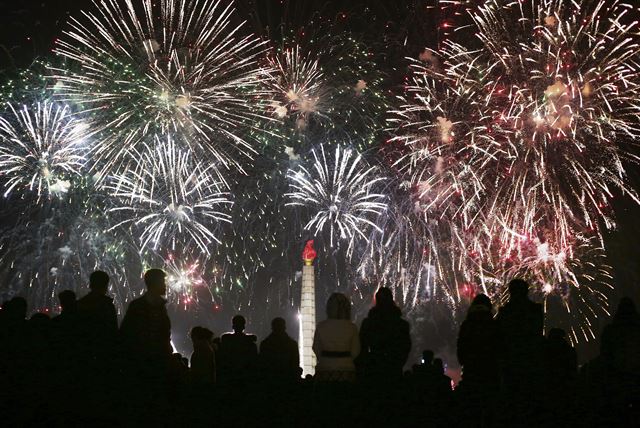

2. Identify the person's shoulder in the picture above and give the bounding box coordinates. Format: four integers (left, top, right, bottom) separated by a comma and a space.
130, 296, 144, 305
259, 335, 271, 348
496, 303, 513, 316
126, 296, 147, 311
77, 292, 97, 307
316, 319, 329, 328
286, 335, 297, 346
100, 295, 115, 305
527, 300, 543, 312
129, 295, 145, 304
366, 307, 378, 319
399, 317, 410, 330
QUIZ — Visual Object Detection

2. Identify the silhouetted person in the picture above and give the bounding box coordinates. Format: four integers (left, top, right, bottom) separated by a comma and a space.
0, 297, 28, 375
545, 328, 577, 381
457, 294, 501, 390
0, 298, 28, 422
51, 290, 79, 382
313, 293, 360, 382
190, 326, 216, 385
412, 349, 435, 379
120, 269, 172, 367
53, 290, 77, 323
52, 290, 78, 346
432, 358, 452, 395
77, 271, 118, 366
543, 328, 578, 421
598, 297, 640, 425
218, 315, 257, 384
26, 312, 53, 413
600, 297, 640, 375
496, 278, 544, 419
1, 296, 27, 329
259, 317, 299, 382
359, 287, 411, 381
422, 349, 434, 366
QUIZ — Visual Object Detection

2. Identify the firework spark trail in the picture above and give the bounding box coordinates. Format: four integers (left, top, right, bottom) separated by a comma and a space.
388, 0, 639, 338
357, 193, 462, 310
53, 0, 273, 180
266, 45, 328, 125
468, 0, 640, 252
286, 144, 387, 254
106, 136, 232, 256
0, 101, 88, 201
477, 230, 614, 345
394, 0, 640, 246
0, 175, 141, 314
206, 31, 391, 313
163, 254, 206, 307
263, 33, 390, 150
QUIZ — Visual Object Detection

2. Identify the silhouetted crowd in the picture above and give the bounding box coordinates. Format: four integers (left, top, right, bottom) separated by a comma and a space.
0, 271, 638, 427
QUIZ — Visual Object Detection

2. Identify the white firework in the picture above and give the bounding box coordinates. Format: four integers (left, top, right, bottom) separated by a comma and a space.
286, 144, 387, 251
0, 101, 88, 201
267, 45, 328, 125
164, 254, 205, 305
53, 0, 273, 179
107, 136, 232, 255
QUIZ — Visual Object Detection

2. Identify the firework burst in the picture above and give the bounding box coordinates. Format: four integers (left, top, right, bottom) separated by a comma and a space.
286, 144, 387, 254
163, 254, 206, 307
0, 101, 88, 202
392, 0, 640, 248
475, 230, 613, 345
0, 174, 139, 314
388, 0, 640, 338
267, 45, 328, 126
53, 0, 272, 179
106, 137, 232, 256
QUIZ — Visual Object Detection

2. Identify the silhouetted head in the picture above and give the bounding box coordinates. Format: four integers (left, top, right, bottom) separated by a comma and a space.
271, 317, 286, 333
201, 327, 213, 342
191, 326, 214, 343
232, 315, 246, 333
58, 290, 77, 313
422, 349, 434, 365
6, 297, 27, 321
30, 312, 51, 327
326, 293, 351, 320
374, 287, 395, 309
191, 326, 202, 341
613, 297, 638, 322
547, 328, 566, 341
89, 270, 110, 294
471, 293, 492, 311
144, 269, 167, 297
433, 358, 444, 373
508, 279, 530, 300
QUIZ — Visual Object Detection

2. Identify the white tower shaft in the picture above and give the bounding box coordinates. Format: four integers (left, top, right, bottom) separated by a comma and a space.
299, 264, 316, 376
